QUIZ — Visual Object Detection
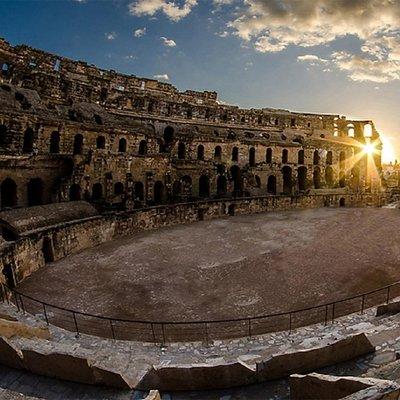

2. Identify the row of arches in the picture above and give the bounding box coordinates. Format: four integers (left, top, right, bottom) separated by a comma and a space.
0, 177, 44, 209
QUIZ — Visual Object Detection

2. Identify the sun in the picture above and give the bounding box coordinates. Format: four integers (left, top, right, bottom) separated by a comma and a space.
363, 142, 376, 155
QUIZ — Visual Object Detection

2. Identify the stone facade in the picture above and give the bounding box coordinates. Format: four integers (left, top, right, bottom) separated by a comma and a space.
0, 38, 383, 211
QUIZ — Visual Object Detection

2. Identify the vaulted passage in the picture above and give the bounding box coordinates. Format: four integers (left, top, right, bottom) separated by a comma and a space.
282, 166, 292, 195
298, 166, 307, 191
69, 184, 81, 201
27, 178, 43, 206
199, 175, 210, 198
2, 264, 15, 289
1, 178, 17, 208
313, 167, 322, 189
230, 165, 242, 196
49, 131, 60, 153
154, 181, 165, 204
92, 183, 103, 200
73, 134, 83, 155
267, 175, 276, 195
133, 182, 144, 202
325, 166, 333, 188
22, 128, 34, 153
217, 175, 227, 196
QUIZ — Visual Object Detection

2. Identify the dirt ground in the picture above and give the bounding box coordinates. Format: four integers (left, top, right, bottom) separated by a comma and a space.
17, 208, 400, 322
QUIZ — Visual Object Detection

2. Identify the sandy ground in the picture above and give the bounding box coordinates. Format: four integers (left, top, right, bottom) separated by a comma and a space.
17, 208, 400, 322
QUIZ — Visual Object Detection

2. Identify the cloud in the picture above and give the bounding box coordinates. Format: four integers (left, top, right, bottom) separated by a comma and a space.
105, 32, 117, 41
134, 27, 147, 37
154, 74, 170, 80
128, 0, 197, 22
297, 54, 328, 65
217, 31, 229, 38
161, 36, 176, 47
226, 0, 400, 83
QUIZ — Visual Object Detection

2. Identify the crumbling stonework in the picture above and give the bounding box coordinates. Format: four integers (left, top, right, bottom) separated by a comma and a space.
0, 38, 383, 213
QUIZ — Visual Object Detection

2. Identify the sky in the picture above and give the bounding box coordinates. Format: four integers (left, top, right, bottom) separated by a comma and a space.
1, 0, 400, 162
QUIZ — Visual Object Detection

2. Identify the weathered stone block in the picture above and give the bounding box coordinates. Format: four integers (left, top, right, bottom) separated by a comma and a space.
376, 301, 400, 316
0, 336, 24, 370
0, 318, 50, 340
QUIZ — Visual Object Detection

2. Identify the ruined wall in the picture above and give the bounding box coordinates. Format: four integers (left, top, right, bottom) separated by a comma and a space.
0, 38, 383, 212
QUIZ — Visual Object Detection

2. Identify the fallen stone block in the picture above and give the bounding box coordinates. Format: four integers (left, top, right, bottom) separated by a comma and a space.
376, 301, 400, 316
0, 318, 50, 340
257, 333, 375, 380
0, 336, 24, 370
290, 373, 400, 400
138, 359, 256, 391
91, 364, 135, 389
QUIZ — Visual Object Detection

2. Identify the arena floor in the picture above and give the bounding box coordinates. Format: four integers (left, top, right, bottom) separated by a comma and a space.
17, 208, 400, 322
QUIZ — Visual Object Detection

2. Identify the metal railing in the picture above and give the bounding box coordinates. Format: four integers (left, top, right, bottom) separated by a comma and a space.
1, 281, 399, 343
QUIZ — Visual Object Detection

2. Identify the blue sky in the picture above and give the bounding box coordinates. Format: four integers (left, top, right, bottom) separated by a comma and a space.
1, 0, 400, 161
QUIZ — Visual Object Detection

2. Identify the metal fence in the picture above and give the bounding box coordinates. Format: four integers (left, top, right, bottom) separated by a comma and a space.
1, 281, 400, 343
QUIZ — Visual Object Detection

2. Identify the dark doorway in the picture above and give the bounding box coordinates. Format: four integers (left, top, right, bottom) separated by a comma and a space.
133, 182, 144, 202
2, 264, 15, 289
339, 197, 346, 207
197, 145, 204, 160
96, 135, 106, 149
313, 167, 322, 189
27, 178, 43, 206
282, 149, 288, 164
325, 166, 333, 188
228, 204, 235, 216
73, 134, 83, 155
139, 140, 148, 155
249, 147, 256, 167
178, 142, 186, 159
282, 166, 292, 195
232, 147, 239, 162
92, 183, 103, 200
267, 175, 277, 195
199, 175, 210, 198
214, 146, 222, 161
22, 128, 34, 153
298, 149, 304, 164
230, 165, 242, 196
339, 170, 346, 188
154, 181, 164, 204
298, 166, 307, 191
313, 150, 320, 165
118, 138, 127, 153
217, 175, 227, 196
266, 148, 272, 163
1, 178, 17, 208
42, 237, 54, 263
163, 126, 174, 151
49, 131, 60, 153
69, 184, 81, 201
326, 151, 333, 165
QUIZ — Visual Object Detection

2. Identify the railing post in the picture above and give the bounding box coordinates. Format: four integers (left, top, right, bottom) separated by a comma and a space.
151, 323, 156, 342
289, 313, 292, 333
161, 323, 166, 345
248, 318, 252, 338
332, 303, 335, 323
109, 319, 115, 340
19, 294, 25, 313
361, 294, 365, 314
386, 286, 391, 304
42, 303, 49, 325
14, 292, 19, 311
72, 312, 80, 337
205, 322, 209, 344
324, 305, 328, 326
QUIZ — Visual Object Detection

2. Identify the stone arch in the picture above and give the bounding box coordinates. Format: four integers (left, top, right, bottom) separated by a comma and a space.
27, 178, 44, 206
0, 124, 7, 146
73, 134, 83, 155
96, 135, 106, 149
351, 166, 360, 189
325, 166, 334, 188
249, 147, 256, 167
154, 181, 165, 204
326, 151, 333, 165
282, 166, 292, 195
1, 178, 17, 208
92, 183, 103, 200
313, 167, 322, 189
313, 150, 320, 165
133, 182, 144, 201
178, 142, 186, 159
232, 146, 239, 162
42, 236, 54, 263
214, 145, 222, 160
298, 149, 304, 164
339, 197, 346, 207
163, 126, 174, 150
69, 184, 81, 201
199, 175, 210, 198
230, 165, 242, 196
197, 145, 204, 160
22, 128, 34, 153
217, 175, 227, 196
49, 131, 60, 153
339, 151, 346, 169
298, 166, 307, 191
114, 182, 124, 195
139, 140, 148, 155
282, 149, 288, 164
267, 175, 277, 195
118, 138, 127, 153
339, 170, 346, 188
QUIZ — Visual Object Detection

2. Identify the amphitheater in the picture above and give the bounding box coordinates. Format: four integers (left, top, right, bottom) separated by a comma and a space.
1, 38, 400, 399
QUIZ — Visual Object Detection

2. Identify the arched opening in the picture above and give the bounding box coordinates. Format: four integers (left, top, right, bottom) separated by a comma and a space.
96, 135, 106, 149
217, 175, 227, 196
364, 123, 373, 138
2, 264, 15, 289
199, 175, 210, 198
313, 150, 320, 165
114, 182, 124, 196
69, 184, 81, 201
73, 134, 83, 155
266, 148, 272, 164
139, 140, 148, 155
298, 166, 307, 191
154, 181, 165, 204
325, 166, 334, 188
347, 124, 355, 138
0, 124, 7, 146
298, 149, 304, 164
230, 165, 242, 196
118, 138, 127, 153
42, 237, 54, 263
92, 183, 103, 200
1, 178, 17, 208
49, 131, 60, 154
172, 180, 182, 197
282, 149, 288, 164
22, 128, 34, 153
249, 147, 256, 167
267, 175, 277, 195
214, 146, 222, 161
282, 166, 292, 195
27, 178, 43, 206
339, 170, 346, 188
228, 204, 235, 216
339, 151, 346, 169
326, 151, 333, 165
232, 146, 239, 162
163, 126, 174, 151
255, 175, 261, 188
197, 145, 204, 160
339, 198, 346, 207
178, 142, 186, 159
133, 182, 144, 202
313, 167, 322, 189
351, 167, 360, 189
